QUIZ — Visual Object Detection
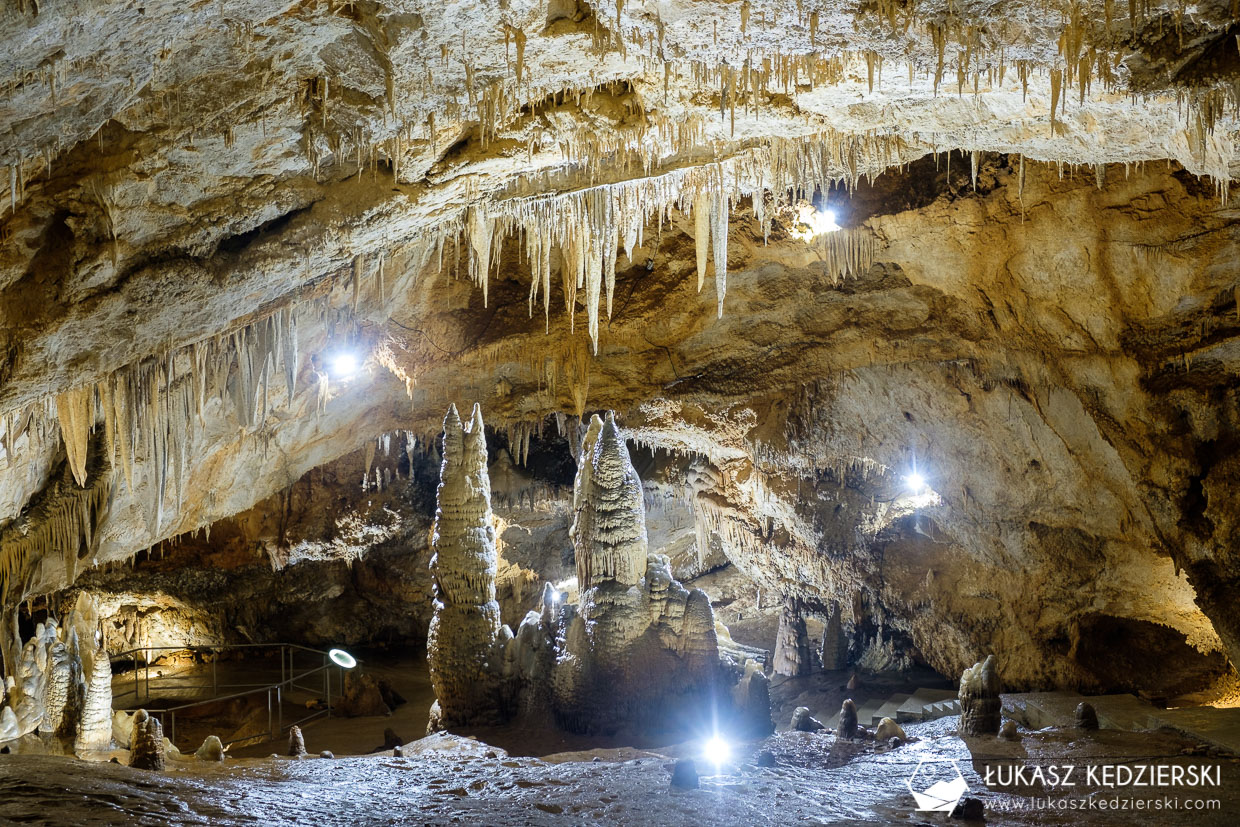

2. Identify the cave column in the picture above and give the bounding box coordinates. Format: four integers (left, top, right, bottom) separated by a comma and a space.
773, 599, 813, 677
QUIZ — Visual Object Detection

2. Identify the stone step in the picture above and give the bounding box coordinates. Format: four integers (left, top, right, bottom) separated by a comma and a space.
1003, 692, 1087, 730
855, 699, 885, 729
1090, 694, 1160, 731
870, 694, 912, 727
923, 699, 960, 720
896, 688, 960, 723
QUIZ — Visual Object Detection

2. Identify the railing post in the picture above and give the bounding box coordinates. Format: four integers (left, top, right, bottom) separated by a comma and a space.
325, 657, 331, 719
170, 711, 175, 747
281, 645, 286, 687
277, 686, 282, 735
267, 688, 273, 740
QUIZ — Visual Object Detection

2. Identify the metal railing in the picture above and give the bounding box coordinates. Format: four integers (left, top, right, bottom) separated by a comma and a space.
110, 643, 354, 749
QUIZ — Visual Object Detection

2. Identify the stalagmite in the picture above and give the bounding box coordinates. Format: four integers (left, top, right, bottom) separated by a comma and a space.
820, 601, 847, 670
129, 710, 166, 770
837, 699, 860, 739
287, 725, 307, 757
958, 655, 1001, 736
571, 413, 648, 588
427, 403, 504, 729
773, 601, 812, 676
75, 636, 113, 751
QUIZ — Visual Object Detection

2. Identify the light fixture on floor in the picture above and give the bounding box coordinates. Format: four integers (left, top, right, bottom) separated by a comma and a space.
329, 648, 357, 669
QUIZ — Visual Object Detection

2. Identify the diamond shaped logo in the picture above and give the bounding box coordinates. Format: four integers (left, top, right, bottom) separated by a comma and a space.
907, 757, 968, 812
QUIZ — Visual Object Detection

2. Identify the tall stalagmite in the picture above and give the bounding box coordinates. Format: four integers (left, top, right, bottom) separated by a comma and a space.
426, 403, 504, 729
572, 412, 649, 589
546, 412, 724, 734
773, 600, 813, 677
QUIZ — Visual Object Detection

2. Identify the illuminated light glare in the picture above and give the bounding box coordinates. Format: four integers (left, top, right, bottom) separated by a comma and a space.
792, 204, 842, 240
550, 590, 562, 604
702, 735, 731, 767
329, 648, 357, 669
329, 351, 359, 379
905, 472, 926, 494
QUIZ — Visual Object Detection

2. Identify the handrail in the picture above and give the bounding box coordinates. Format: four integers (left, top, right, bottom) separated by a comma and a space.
109, 642, 358, 749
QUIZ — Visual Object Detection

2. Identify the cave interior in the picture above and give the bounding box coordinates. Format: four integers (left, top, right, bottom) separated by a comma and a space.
2, 0, 1240, 822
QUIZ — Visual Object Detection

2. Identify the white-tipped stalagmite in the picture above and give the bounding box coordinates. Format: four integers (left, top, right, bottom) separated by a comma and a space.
571, 412, 648, 589
426, 403, 504, 729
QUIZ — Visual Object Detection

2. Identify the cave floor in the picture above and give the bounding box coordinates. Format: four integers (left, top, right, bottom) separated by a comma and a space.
2, 717, 1237, 825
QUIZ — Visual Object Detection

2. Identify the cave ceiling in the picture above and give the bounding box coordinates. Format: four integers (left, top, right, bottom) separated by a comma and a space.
2, 0, 1240, 687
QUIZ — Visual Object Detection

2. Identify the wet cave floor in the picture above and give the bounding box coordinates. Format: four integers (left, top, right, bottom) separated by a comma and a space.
2, 716, 1237, 826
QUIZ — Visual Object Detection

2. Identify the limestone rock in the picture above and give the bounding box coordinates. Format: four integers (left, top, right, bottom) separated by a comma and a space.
195, 735, 225, 761
129, 711, 165, 771
958, 655, 1001, 736
773, 601, 813, 677
287, 726, 306, 757
791, 706, 825, 733
1075, 702, 1099, 730
336, 672, 392, 718
951, 797, 985, 820
836, 699, 859, 740
732, 661, 774, 736
670, 759, 699, 789
874, 717, 906, 742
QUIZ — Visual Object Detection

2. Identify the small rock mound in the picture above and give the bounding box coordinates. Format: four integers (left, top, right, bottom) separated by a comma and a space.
874, 717, 905, 742
1075, 702, 1099, 730
670, 758, 698, 789
195, 735, 225, 761
790, 706, 825, 732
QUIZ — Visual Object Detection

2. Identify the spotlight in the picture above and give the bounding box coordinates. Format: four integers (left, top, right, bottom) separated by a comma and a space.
701, 735, 731, 768
328, 648, 357, 669
792, 204, 843, 240
550, 590, 562, 604
905, 472, 926, 494
809, 207, 841, 235
328, 351, 359, 379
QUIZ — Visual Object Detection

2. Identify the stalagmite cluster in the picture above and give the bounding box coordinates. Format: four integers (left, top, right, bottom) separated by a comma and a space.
425, 406, 770, 737
0, 593, 111, 751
